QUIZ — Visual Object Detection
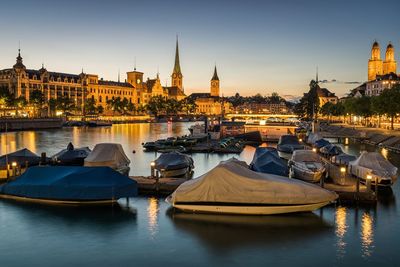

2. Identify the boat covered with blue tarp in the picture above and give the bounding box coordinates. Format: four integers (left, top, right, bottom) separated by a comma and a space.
250, 147, 289, 176
0, 166, 138, 203
314, 139, 331, 149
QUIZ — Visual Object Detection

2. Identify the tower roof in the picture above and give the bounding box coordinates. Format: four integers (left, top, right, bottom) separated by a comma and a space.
387, 42, 394, 49
13, 49, 26, 69
372, 41, 379, 48
211, 65, 219, 81
173, 37, 182, 74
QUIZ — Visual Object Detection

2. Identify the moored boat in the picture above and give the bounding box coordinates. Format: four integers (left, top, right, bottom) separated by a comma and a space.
289, 150, 325, 183
277, 135, 304, 159
166, 158, 337, 215
51, 142, 91, 166
348, 151, 398, 187
319, 144, 343, 156
250, 147, 289, 176
332, 153, 357, 166
154, 152, 194, 178
84, 143, 131, 175
0, 166, 138, 205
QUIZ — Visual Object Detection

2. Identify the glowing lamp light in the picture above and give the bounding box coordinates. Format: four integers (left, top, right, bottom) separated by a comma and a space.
366, 174, 372, 180
340, 167, 346, 173
56, 111, 63, 116
299, 138, 303, 142
11, 162, 17, 167
150, 161, 156, 167
312, 148, 317, 152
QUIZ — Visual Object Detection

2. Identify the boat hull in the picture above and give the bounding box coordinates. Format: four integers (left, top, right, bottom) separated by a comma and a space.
159, 167, 192, 178
0, 193, 118, 206
170, 201, 332, 215
291, 165, 324, 183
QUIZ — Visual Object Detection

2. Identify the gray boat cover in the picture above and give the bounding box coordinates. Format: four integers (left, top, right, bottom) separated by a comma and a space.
307, 133, 323, 145
332, 153, 357, 165
169, 158, 337, 205
349, 151, 397, 177
291, 150, 322, 162
84, 143, 130, 169
155, 152, 194, 171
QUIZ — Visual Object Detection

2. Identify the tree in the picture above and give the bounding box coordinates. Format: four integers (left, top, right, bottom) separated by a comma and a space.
97, 105, 104, 114
294, 80, 320, 120
56, 96, 75, 114
146, 95, 166, 117
379, 86, 400, 130
371, 96, 385, 127
85, 97, 98, 115
14, 96, 27, 116
0, 87, 13, 108
320, 102, 335, 122
180, 97, 197, 115
29, 90, 45, 117
48, 98, 57, 116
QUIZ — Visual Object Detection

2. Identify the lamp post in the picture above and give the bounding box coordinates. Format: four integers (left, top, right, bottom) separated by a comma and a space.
11, 162, 17, 178
312, 147, 317, 153
340, 166, 346, 185
366, 174, 372, 192
150, 161, 156, 178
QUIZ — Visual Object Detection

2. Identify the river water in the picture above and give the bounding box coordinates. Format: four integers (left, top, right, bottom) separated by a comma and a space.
0, 123, 398, 267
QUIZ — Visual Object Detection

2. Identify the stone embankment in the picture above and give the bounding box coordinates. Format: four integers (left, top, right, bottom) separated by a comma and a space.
0, 118, 63, 132
320, 124, 400, 153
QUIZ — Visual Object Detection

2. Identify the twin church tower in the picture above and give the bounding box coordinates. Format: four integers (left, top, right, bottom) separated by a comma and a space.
368, 41, 397, 81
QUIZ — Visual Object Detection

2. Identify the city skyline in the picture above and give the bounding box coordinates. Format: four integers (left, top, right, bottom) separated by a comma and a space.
0, 0, 399, 98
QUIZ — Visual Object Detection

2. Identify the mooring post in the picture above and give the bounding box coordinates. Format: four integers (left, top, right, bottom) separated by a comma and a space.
356, 177, 360, 200
375, 177, 378, 200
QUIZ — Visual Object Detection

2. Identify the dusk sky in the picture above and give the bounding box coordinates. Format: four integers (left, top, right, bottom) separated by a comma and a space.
0, 0, 399, 98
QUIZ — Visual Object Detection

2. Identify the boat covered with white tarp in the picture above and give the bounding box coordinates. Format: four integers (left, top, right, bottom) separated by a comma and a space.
84, 143, 130, 175
289, 150, 325, 183
348, 151, 397, 187
166, 158, 337, 215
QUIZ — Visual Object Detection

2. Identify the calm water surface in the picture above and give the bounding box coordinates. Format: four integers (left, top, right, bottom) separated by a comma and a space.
0, 123, 399, 267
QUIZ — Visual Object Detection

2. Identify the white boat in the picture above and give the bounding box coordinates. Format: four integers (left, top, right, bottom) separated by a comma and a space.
166, 158, 337, 215
348, 151, 398, 187
84, 143, 131, 175
289, 150, 325, 183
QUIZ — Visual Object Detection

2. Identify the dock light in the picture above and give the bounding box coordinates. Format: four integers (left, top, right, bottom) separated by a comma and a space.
11, 162, 17, 167
340, 167, 346, 173
299, 138, 303, 142
312, 148, 317, 152
150, 161, 156, 178
366, 174, 372, 192
150, 161, 156, 167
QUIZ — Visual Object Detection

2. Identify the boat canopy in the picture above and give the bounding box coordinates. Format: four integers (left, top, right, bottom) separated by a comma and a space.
250, 147, 288, 176
307, 133, 323, 144
84, 143, 130, 169
291, 150, 322, 162
0, 166, 137, 200
0, 148, 41, 170
333, 153, 357, 165
320, 144, 343, 155
155, 152, 194, 171
314, 139, 331, 149
278, 135, 300, 145
169, 158, 337, 205
349, 151, 398, 177
51, 143, 91, 165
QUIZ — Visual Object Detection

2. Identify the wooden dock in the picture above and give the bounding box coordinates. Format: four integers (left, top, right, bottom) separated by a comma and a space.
130, 176, 187, 195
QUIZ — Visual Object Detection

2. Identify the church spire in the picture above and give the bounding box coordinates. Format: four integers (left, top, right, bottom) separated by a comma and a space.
13, 48, 25, 69
212, 65, 219, 81
316, 66, 319, 84
173, 36, 182, 74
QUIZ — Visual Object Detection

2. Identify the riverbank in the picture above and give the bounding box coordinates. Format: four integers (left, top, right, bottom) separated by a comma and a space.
0, 118, 63, 132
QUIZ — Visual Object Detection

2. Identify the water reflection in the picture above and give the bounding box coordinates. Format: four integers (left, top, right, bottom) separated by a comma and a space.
147, 197, 160, 238
361, 211, 374, 258
335, 206, 348, 258
167, 209, 331, 253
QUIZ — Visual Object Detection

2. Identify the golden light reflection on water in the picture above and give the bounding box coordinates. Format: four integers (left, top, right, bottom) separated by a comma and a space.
335, 206, 348, 258
147, 197, 159, 237
361, 212, 374, 258
0, 132, 37, 154
381, 148, 388, 159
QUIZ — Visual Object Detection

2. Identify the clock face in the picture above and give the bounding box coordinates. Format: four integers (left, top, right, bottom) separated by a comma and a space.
137, 79, 141, 84
173, 74, 177, 78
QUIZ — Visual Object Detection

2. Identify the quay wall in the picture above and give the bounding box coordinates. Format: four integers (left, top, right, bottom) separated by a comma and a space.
0, 118, 63, 132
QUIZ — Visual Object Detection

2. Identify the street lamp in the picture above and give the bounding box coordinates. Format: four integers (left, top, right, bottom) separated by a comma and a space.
150, 161, 156, 178
366, 174, 372, 192
312, 148, 317, 153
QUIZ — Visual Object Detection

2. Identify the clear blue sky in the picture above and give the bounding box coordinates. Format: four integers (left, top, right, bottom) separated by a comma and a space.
0, 0, 399, 98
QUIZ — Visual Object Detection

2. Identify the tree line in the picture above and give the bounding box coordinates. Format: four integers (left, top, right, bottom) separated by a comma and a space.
295, 81, 400, 130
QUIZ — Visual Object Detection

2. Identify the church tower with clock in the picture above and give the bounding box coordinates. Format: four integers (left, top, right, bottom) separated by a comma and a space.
171, 37, 183, 90
210, 65, 220, 97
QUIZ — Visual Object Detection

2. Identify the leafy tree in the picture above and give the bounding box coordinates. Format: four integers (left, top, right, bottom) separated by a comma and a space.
379, 85, 400, 130
371, 96, 385, 127
85, 97, 98, 115
320, 102, 335, 121
48, 98, 57, 116
165, 98, 182, 115
29, 90, 45, 117
97, 105, 104, 114
146, 95, 166, 117
294, 80, 320, 120
180, 97, 197, 115
0, 87, 13, 108
56, 96, 75, 114
14, 96, 27, 116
